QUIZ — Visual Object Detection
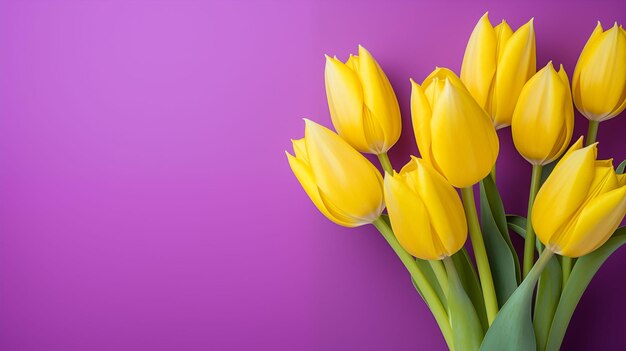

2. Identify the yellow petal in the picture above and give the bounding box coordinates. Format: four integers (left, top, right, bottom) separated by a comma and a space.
574, 23, 626, 121
423, 67, 469, 95
494, 20, 513, 62
492, 18, 536, 128
573, 22, 605, 117
550, 65, 575, 163
384, 169, 443, 260
511, 62, 571, 165
291, 138, 309, 162
324, 55, 371, 152
356, 45, 402, 152
461, 12, 497, 108
286, 151, 353, 227
559, 185, 626, 257
532, 143, 597, 246
430, 78, 499, 188
412, 158, 468, 256
410, 79, 435, 166
304, 119, 385, 225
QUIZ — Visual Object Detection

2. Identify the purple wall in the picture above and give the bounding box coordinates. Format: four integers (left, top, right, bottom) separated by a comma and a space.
1, 0, 625, 350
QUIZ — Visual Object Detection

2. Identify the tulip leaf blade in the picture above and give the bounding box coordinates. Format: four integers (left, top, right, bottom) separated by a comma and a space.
479, 177, 520, 306
444, 258, 485, 351
533, 254, 561, 351
505, 214, 562, 350
479, 256, 544, 351
452, 248, 489, 331
617, 159, 626, 174
544, 227, 626, 351
506, 215, 562, 351
507, 215, 542, 252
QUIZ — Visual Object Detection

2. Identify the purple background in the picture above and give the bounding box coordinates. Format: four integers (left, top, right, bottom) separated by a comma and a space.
1, 0, 625, 350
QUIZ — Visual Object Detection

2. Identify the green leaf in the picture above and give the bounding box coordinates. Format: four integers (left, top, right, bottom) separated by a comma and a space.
534, 255, 561, 351
452, 248, 489, 331
617, 159, 626, 174
506, 215, 528, 239
480, 250, 554, 351
544, 227, 626, 351
506, 214, 562, 350
444, 258, 484, 351
480, 177, 520, 306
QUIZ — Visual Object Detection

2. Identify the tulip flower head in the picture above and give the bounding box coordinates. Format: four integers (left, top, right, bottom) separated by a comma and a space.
325, 45, 402, 154
461, 13, 536, 128
384, 157, 468, 260
512, 62, 574, 165
286, 119, 385, 227
532, 138, 626, 257
573, 22, 626, 122
410, 68, 499, 188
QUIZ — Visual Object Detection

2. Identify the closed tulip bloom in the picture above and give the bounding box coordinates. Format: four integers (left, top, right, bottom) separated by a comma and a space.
573, 22, 626, 121
461, 13, 536, 128
532, 138, 626, 257
512, 62, 574, 165
384, 157, 468, 260
411, 68, 499, 188
286, 119, 385, 227
325, 45, 402, 154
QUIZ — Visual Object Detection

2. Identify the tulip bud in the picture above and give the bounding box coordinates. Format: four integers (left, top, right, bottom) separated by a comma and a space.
384, 157, 468, 260
532, 138, 626, 257
461, 13, 536, 128
324, 45, 402, 154
512, 62, 574, 165
410, 68, 499, 188
573, 22, 626, 122
286, 119, 385, 227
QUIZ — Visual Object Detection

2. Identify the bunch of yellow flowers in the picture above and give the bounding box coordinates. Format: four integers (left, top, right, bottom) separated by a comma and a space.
286, 13, 626, 351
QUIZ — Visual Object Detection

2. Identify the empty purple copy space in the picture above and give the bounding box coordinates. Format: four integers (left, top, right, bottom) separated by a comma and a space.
1, 0, 625, 350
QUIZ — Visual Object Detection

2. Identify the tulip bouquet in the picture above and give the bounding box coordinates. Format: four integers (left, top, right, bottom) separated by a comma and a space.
286, 13, 626, 351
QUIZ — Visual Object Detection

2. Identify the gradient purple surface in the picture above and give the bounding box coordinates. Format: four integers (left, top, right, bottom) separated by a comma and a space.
1, 0, 625, 350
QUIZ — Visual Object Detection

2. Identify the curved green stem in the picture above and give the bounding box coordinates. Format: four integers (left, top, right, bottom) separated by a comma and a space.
461, 186, 499, 325
377, 152, 393, 174
523, 164, 543, 278
429, 259, 449, 295
372, 218, 454, 350
585, 120, 600, 146
561, 256, 572, 288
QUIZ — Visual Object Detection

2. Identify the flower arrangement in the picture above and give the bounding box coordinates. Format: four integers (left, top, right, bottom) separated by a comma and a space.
286, 12, 626, 351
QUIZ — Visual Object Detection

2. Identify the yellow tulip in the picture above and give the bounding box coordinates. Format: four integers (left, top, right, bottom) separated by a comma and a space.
512, 62, 574, 165
461, 12, 536, 128
410, 67, 499, 188
325, 45, 402, 154
384, 157, 468, 260
532, 138, 626, 257
573, 22, 626, 122
286, 119, 385, 227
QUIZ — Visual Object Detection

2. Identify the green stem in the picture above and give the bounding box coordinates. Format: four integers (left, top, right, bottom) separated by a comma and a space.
429, 259, 449, 296
525, 249, 554, 287
377, 152, 393, 174
372, 218, 454, 350
561, 256, 572, 288
523, 164, 543, 278
461, 186, 499, 325
490, 164, 496, 182
585, 120, 600, 146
